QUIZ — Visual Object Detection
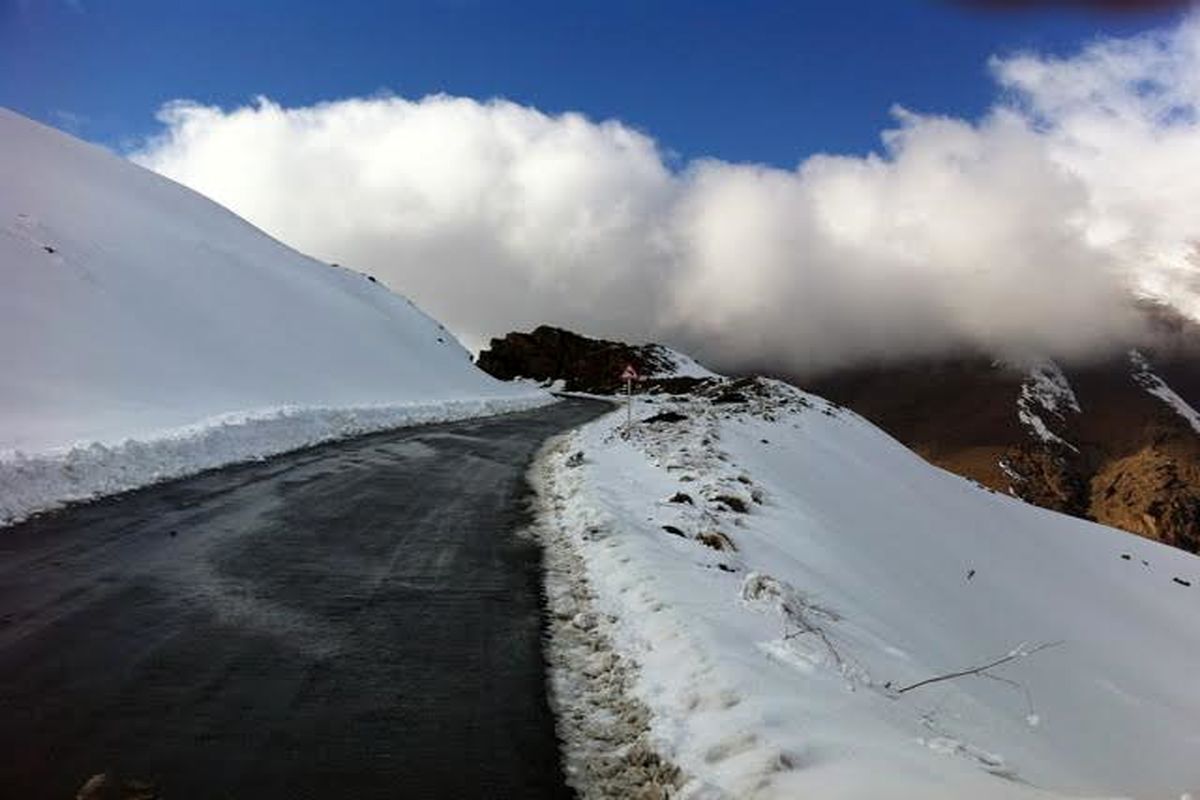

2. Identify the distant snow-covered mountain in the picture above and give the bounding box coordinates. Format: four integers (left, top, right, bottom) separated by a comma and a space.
803, 316, 1200, 554
0, 108, 548, 525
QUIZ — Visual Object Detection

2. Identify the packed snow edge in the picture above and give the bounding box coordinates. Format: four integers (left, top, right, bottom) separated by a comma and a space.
1, 393, 553, 527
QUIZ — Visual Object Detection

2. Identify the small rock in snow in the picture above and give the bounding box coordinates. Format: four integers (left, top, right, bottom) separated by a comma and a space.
643, 411, 688, 424
572, 612, 597, 631
697, 531, 737, 552
713, 494, 749, 513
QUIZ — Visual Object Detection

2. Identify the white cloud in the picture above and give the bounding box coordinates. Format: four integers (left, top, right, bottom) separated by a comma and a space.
131, 16, 1200, 374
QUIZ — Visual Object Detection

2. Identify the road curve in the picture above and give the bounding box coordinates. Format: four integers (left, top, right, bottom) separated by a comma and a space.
0, 396, 611, 799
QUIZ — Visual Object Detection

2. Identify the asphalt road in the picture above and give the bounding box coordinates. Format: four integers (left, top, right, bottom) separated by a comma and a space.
0, 396, 610, 800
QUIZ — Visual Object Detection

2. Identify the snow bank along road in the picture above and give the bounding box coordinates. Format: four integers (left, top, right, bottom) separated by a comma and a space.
0, 397, 609, 799
537, 378, 1200, 799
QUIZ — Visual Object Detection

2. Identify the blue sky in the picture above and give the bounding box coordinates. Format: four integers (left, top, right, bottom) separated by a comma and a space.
0, 0, 1185, 166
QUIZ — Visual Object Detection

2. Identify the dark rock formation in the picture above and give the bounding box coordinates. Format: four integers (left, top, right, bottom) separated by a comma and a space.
477, 325, 707, 393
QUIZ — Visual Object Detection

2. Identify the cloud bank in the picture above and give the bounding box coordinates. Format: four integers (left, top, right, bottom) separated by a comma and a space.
132, 15, 1200, 374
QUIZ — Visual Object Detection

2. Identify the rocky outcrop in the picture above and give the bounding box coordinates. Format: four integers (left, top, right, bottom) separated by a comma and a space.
477, 326, 709, 393
1001, 444, 1090, 519
1090, 446, 1200, 553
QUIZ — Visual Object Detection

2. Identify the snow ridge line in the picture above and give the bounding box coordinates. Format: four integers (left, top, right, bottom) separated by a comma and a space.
1129, 349, 1200, 435
527, 432, 685, 800
1015, 359, 1080, 452
0, 394, 552, 527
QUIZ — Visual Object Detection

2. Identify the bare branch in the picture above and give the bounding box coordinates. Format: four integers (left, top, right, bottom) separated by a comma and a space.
979, 670, 1037, 718
781, 604, 846, 669
894, 641, 1063, 695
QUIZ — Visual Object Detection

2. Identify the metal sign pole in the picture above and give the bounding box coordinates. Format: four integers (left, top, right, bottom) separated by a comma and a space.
619, 363, 639, 436
626, 376, 633, 430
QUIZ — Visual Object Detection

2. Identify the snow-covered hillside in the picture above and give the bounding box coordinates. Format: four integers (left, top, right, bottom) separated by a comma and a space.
533, 378, 1200, 799
0, 109, 549, 524
644, 345, 718, 380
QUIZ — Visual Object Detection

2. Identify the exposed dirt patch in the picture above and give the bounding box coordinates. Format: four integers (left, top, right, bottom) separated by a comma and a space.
644, 411, 689, 424
697, 531, 737, 552
713, 494, 749, 514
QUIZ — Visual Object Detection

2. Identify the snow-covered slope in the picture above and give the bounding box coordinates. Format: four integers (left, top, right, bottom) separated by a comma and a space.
644, 345, 718, 379
0, 108, 549, 524
533, 378, 1200, 799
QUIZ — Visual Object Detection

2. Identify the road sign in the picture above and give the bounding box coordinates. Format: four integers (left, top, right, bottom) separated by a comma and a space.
621, 364, 639, 382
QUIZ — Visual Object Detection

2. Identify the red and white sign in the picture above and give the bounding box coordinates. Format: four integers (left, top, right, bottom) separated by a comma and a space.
621, 364, 640, 382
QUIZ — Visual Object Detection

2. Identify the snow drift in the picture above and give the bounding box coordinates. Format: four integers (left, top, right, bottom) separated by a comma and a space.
0, 108, 549, 525
534, 377, 1200, 798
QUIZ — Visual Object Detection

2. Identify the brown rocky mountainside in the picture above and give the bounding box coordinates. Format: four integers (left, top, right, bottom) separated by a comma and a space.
802, 347, 1200, 554
479, 321, 1200, 554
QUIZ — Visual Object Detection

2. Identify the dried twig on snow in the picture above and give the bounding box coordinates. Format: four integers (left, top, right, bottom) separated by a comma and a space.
894, 641, 1063, 695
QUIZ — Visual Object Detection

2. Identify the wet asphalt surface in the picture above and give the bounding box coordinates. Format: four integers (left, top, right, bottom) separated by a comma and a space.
0, 397, 610, 800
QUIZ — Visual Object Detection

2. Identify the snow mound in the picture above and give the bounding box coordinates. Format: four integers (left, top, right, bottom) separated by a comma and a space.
537, 376, 1200, 798
0, 108, 549, 524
